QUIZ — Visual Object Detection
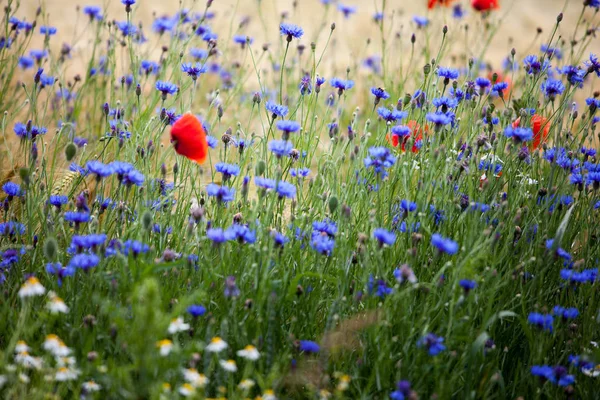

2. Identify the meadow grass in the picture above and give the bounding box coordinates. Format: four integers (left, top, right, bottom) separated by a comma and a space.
1, 0, 600, 398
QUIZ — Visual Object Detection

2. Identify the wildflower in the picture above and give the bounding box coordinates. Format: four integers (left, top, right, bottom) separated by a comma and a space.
276, 181, 297, 199
206, 337, 228, 353
471, 0, 499, 11
426, 112, 453, 129
338, 4, 357, 18
378, 107, 407, 123
413, 16, 429, 28
280, 23, 304, 40
541, 79, 565, 100
373, 228, 396, 246
182, 368, 208, 388
276, 120, 301, 136
504, 126, 533, 143
390, 380, 414, 400
168, 317, 190, 334
431, 234, 459, 255
432, 96, 458, 112
181, 62, 207, 81
123, 240, 150, 257
552, 306, 579, 320
585, 53, 600, 77
46, 263, 75, 287
527, 312, 553, 332
47, 293, 69, 314
490, 82, 508, 97
179, 383, 196, 397
542, 44, 563, 60
155, 81, 178, 99
371, 87, 390, 105
265, 101, 289, 118
43, 334, 71, 357
40, 26, 57, 35
18, 277, 46, 298
239, 379, 256, 390
417, 333, 446, 356
207, 228, 228, 245
511, 114, 550, 149
364, 147, 397, 176
531, 365, 575, 386
115, 21, 137, 36
18, 56, 34, 69
2, 182, 23, 199
83, 6, 102, 20
68, 253, 100, 271
15, 341, 30, 353
268, 140, 293, 158
0, 222, 25, 236
206, 184, 235, 203
428, 0, 457, 8
187, 304, 206, 318
224, 275, 241, 298
55, 367, 80, 381
157, 339, 173, 356
82, 380, 101, 392
299, 340, 320, 353
291, 168, 311, 179
237, 345, 261, 361
394, 265, 418, 284
453, 4, 465, 17
437, 67, 459, 81
561, 65, 585, 86
215, 163, 240, 181
225, 224, 256, 244
459, 279, 477, 294
220, 359, 238, 372
330, 78, 355, 95
48, 195, 68, 209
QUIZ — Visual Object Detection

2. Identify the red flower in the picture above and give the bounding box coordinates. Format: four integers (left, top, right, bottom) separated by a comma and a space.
386, 120, 426, 153
472, 0, 499, 11
170, 113, 209, 163
512, 114, 550, 150
428, 0, 456, 9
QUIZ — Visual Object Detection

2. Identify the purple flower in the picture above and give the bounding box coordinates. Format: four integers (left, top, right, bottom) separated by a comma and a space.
181, 62, 208, 80
224, 276, 240, 298
417, 333, 446, 356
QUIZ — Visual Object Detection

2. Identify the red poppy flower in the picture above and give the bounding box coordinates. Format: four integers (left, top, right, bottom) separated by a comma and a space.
472, 0, 499, 11
170, 113, 208, 164
512, 114, 550, 150
386, 120, 426, 153
428, 0, 456, 9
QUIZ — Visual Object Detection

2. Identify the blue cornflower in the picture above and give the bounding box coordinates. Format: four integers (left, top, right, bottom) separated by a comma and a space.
233, 35, 252, 46
373, 228, 396, 246
215, 163, 240, 181
152, 16, 176, 35
122, 169, 145, 187
364, 146, 396, 176
330, 78, 355, 94
181, 63, 207, 80
475, 77, 491, 91
225, 224, 256, 244
490, 82, 508, 97
310, 232, 336, 255
299, 74, 312, 95
206, 184, 235, 203
531, 365, 575, 386
46, 262, 75, 287
412, 16, 429, 27
159, 108, 181, 125
371, 87, 390, 102
523, 55, 549, 75
83, 6, 102, 20
190, 48, 208, 60
377, 107, 407, 123
123, 240, 150, 257
390, 380, 413, 400
545, 239, 571, 261
207, 135, 218, 149
426, 112, 452, 129
187, 304, 206, 318
299, 340, 320, 353
453, 4, 465, 18
272, 231, 290, 247
68, 253, 100, 271
432, 96, 458, 111
586, 0, 600, 8
400, 199, 417, 213
30, 49, 48, 62
86, 160, 113, 179
417, 333, 446, 356
280, 23, 304, 40
255, 177, 276, 190
110, 161, 134, 179
140, 60, 160, 75
115, 21, 137, 36
504, 126, 533, 143
276, 181, 296, 199
40, 26, 57, 35
412, 90, 427, 108
2, 182, 22, 198
64, 212, 91, 225
391, 125, 411, 138
552, 306, 579, 320
0, 222, 25, 236
70, 234, 107, 253
431, 233, 459, 255
224, 275, 241, 298
13, 122, 47, 140
265, 101, 289, 118
561, 65, 585, 86
437, 67, 459, 81
528, 312, 553, 332
155, 81, 178, 98
338, 3, 357, 18
121, 0, 136, 10
290, 168, 311, 179
18, 56, 34, 69
276, 120, 301, 134
587, 98, 600, 112
459, 279, 477, 294
541, 44, 563, 60
586, 53, 600, 77
207, 228, 228, 245
268, 140, 293, 158
541, 79, 565, 100
48, 195, 68, 209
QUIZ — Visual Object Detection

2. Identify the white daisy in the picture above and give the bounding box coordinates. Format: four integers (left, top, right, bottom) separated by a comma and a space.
205, 336, 228, 353
15, 340, 30, 353
156, 339, 173, 356
182, 368, 209, 388
263, 389, 278, 400
178, 383, 196, 397
238, 378, 255, 390
47, 294, 69, 314
219, 359, 237, 372
55, 367, 80, 381
236, 344, 260, 361
167, 317, 190, 334
18, 277, 46, 298
15, 352, 43, 369
82, 380, 101, 392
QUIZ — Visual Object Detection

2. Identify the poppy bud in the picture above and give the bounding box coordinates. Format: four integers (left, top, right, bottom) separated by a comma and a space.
255, 160, 266, 176
142, 210, 153, 230
65, 142, 77, 161
328, 196, 339, 214
423, 64, 431, 75
44, 237, 58, 261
